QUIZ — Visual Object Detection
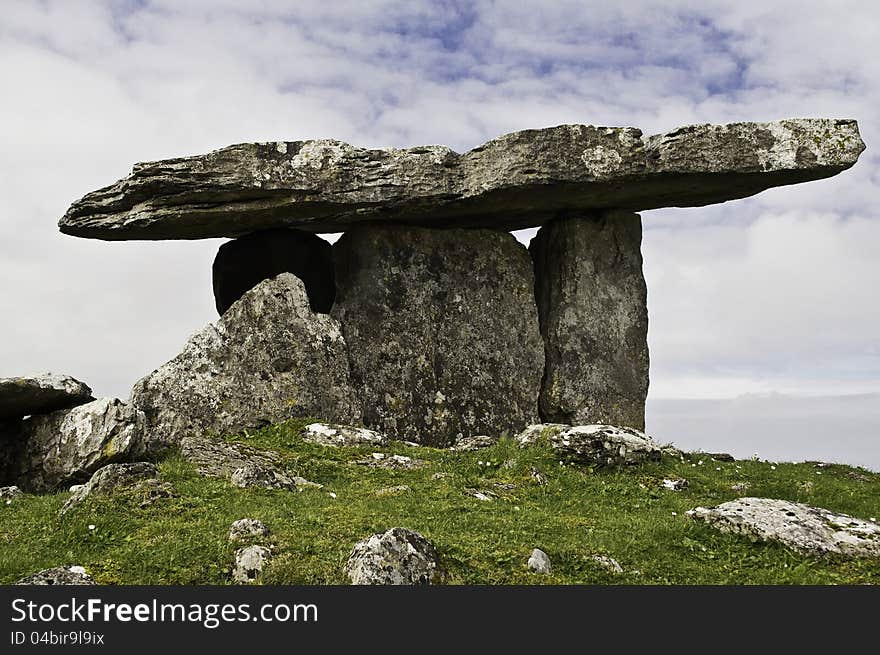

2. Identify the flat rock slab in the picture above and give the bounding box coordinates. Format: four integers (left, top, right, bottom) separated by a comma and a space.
517, 423, 662, 467
59, 118, 865, 239
688, 497, 880, 557
0, 374, 93, 420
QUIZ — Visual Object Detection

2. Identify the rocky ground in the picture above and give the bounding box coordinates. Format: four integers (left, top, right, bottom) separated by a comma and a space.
2, 419, 878, 585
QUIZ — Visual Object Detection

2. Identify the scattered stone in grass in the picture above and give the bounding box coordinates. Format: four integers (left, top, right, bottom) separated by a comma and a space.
515, 423, 570, 445
356, 453, 426, 470
449, 434, 495, 451
431, 472, 451, 480
344, 527, 443, 585
687, 497, 880, 557
466, 488, 495, 501
662, 478, 688, 491
528, 548, 552, 574
1, 486, 23, 503
501, 458, 517, 470
493, 482, 516, 491
229, 519, 270, 543
591, 555, 624, 574
232, 545, 272, 583
59, 462, 175, 517
708, 452, 735, 462
530, 466, 548, 485
798, 480, 815, 494
375, 485, 410, 497
301, 422, 386, 447
846, 470, 872, 482
731, 481, 751, 493
518, 424, 661, 467
16, 566, 95, 585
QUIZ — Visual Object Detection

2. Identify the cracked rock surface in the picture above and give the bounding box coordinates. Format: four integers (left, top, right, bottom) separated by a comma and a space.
60, 119, 865, 239
688, 497, 880, 557
344, 527, 443, 585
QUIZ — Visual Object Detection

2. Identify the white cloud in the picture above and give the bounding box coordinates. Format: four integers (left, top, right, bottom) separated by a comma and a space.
0, 0, 877, 417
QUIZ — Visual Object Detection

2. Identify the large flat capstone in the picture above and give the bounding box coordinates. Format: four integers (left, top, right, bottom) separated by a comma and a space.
59, 118, 865, 239
332, 225, 544, 446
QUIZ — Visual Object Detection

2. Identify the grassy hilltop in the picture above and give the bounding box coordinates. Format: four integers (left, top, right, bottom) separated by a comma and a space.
2, 419, 879, 585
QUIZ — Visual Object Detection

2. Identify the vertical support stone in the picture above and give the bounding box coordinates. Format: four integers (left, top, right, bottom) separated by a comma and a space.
332, 225, 544, 446
530, 212, 649, 429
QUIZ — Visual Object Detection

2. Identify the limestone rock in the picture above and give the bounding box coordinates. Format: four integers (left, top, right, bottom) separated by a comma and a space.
60, 119, 865, 239
531, 212, 648, 429
213, 228, 335, 315
344, 527, 443, 585
518, 424, 661, 467
591, 555, 624, 574
59, 462, 173, 516
301, 422, 386, 447
229, 518, 271, 543
0, 373, 93, 420
662, 478, 689, 491
179, 435, 319, 490
130, 273, 360, 455
333, 225, 543, 446
528, 548, 552, 574
687, 497, 880, 557
515, 423, 570, 445
6, 398, 144, 492
16, 566, 95, 585
232, 545, 272, 583
1, 485, 23, 503
449, 435, 495, 451
355, 453, 426, 470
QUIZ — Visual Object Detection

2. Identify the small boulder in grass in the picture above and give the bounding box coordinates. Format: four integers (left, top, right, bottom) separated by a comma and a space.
16, 566, 95, 585
519, 423, 661, 467
1, 486, 23, 504
229, 519, 271, 543
344, 527, 443, 585
232, 545, 272, 584
528, 548, 552, 574
301, 422, 386, 447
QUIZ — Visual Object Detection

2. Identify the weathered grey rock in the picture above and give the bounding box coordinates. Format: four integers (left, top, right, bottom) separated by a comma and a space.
59, 462, 173, 516
179, 435, 320, 490
16, 566, 95, 585
518, 424, 661, 467
60, 119, 865, 239
130, 273, 360, 455
591, 554, 624, 574
449, 435, 495, 451
213, 228, 335, 315
344, 527, 443, 585
229, 518, 271, 543
5, 398, 144, 492
516, 423, 570, 443
528, 548, 552, 574
0, 485, 23, 502
375, 484, 411, 497
662, 477, 689, 491
232, 545, 272, 583
0, 373, 93, 420
687, 498, 880, 557
301, 422, 386, 447
333, 225, 543, 447
355, 453, 426, 470
531, 212, 648, 429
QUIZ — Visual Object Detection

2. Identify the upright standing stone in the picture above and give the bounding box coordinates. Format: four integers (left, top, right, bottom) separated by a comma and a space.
332, 225, 544, 446
212, 228, 335, 315
530, 212, 648, 429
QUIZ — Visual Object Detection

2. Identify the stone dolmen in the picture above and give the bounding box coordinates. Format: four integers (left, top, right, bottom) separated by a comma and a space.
51, 118, 863, 450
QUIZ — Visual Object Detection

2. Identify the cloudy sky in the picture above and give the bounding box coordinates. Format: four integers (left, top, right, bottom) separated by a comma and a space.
1, 1, 877, 464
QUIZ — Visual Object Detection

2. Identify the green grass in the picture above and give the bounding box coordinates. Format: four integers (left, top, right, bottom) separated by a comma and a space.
2, 419, 879, 585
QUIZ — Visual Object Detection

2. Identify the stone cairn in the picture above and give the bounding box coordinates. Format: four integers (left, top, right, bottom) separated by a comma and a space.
0, 118, 866, 489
